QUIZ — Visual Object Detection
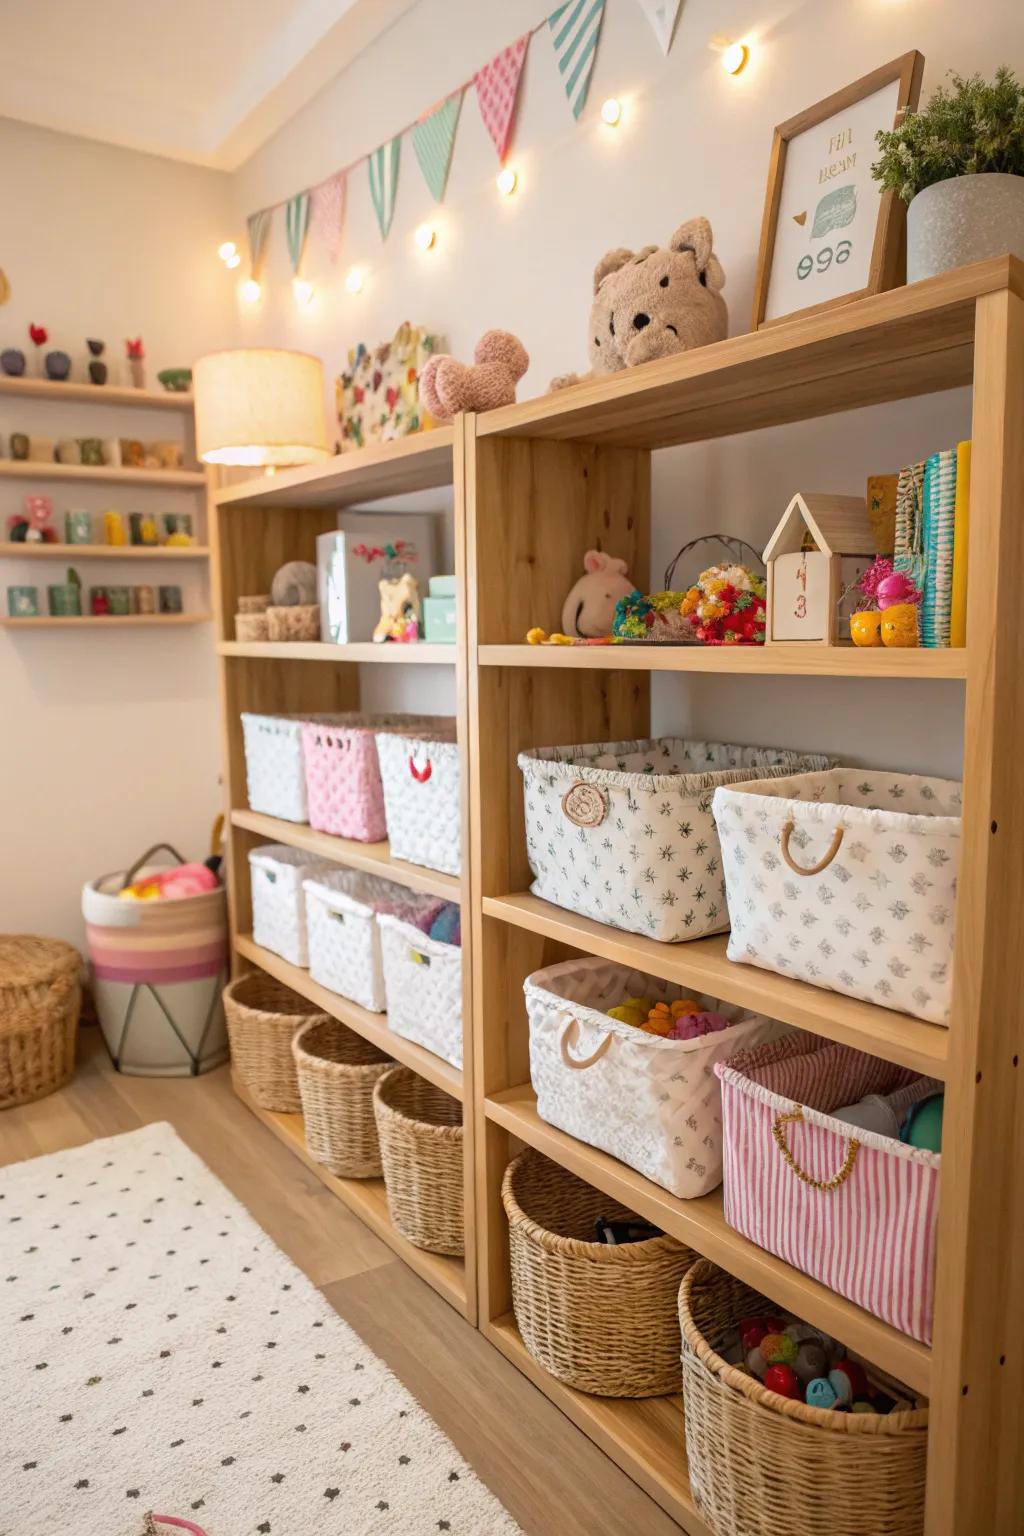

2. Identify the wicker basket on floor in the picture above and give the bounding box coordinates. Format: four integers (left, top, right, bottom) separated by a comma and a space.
224, 971, 327, 1112
502, 1148, 694, 1397
373, 1066, 464, 1254
679, 1259, 929, 1536
293, 1017, 393, 1177
0, 935, 81, 1109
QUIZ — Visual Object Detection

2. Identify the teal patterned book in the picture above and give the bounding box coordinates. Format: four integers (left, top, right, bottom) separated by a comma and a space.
921, 449, 957, 648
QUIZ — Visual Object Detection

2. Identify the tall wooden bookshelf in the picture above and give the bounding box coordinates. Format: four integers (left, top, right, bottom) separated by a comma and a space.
212, 255, 1024, 1535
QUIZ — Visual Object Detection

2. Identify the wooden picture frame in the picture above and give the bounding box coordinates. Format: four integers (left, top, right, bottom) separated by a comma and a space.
752, 51, 924, 330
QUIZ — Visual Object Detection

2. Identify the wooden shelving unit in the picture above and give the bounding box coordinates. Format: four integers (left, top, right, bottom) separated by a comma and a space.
217, 640, 455, 664
209, 258, 1024, 1535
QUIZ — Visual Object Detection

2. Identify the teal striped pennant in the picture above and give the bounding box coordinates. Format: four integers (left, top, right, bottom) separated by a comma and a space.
368, 136, 401, 241
548, 0, 606, 119
412, 91, 463, 203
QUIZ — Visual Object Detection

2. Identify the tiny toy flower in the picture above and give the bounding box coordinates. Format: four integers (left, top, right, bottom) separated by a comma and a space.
28, 323, 48, 347
125, 337, 145, 359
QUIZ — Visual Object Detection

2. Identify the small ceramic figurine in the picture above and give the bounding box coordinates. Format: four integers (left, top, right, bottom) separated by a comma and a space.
1, 348, 25, 377
849, 558, 922, 648
561, 550, 635, 638
129, 512, 159, 546
126, 337, 146, 389
45, 350, 71, 381
373, 571, 422, 642
7, 495, 57, 543
87, 338, 107, 386
28, 323, 48, 374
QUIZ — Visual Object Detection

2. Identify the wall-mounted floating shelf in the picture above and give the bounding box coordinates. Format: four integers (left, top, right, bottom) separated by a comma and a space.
1, 613, 211, 628
0, 542, 209, 560
0, 375, 193, 410
0, 459, 204, 489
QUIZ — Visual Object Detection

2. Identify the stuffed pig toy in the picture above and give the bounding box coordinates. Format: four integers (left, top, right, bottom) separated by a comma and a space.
562, 550, 635, 637
552, 216, 727, 389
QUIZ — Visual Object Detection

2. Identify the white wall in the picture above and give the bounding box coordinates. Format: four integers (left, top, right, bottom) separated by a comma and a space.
229, 0, 1024, 777
0, 119, 237, 942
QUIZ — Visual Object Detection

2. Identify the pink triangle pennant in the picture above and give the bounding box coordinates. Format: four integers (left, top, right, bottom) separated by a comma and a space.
310, 170, 346, 263
475, 32, 530, 163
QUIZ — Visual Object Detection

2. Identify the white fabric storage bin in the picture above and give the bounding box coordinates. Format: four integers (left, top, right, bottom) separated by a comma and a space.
249, 844, 334, 967
376, 727, 460, 876
713, 768, 962, 1025
525, 956, 788, 1198
241, 712, 354, 823
519, 738, 832, 942
378, 913, 463, 1068
304, 869, 442, 1013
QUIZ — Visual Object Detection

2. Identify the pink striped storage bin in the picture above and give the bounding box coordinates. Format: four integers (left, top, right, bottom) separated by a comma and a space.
301, 714, 449, 843
716, 1034, 942, 1344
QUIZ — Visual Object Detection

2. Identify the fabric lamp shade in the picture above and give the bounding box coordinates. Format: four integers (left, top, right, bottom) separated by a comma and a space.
194, 348, 330, 467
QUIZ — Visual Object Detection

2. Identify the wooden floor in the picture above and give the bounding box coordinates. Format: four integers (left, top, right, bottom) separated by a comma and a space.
0, 1029, 681, 1536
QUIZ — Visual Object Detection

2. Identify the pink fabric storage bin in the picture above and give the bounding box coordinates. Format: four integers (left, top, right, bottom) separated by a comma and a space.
716, 1034, 942, 1344
301, 714, 449, 842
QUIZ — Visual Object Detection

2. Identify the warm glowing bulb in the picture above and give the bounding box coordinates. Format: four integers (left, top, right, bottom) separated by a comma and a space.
722, 41, 749, 75
225, 252, 241, 269
218, 241, 237, 261
240, 279, 261, 303
415, 223, 437, 251
293, 278, 314, 306
345, 267, 364, 294
601, 97, 622, 126
497, 166, 518, 196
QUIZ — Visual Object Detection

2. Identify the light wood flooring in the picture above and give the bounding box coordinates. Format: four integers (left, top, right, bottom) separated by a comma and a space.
0, 1028, 681, 1535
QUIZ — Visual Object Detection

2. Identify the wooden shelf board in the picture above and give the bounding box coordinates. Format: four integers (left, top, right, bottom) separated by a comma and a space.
233, 1075, 466, 1315
0, 375, 193, 410
485, 893, 947, 1079
484, 1314, 709, 1534
1, 612, 211, 629
234, 934, 464, 1101
487, 1085, 931, 1396
218, 640, 456, 664
477, 257, 1022, 448
0, 542, 209, 560
480, 643, 967, 679
231, 808, 461, 902
215, 427, 455, 509
0, 458, 204, 488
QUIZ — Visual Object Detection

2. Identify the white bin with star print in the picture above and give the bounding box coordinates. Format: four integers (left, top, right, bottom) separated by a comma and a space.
713, 768, 962, 1024
518, 739, 831, 943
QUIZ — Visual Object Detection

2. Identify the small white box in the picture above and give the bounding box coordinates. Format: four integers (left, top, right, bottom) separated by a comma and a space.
317, 511, 440, 644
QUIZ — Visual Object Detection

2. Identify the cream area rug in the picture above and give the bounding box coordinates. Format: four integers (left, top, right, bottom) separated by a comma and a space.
1, 1122, 520, 1536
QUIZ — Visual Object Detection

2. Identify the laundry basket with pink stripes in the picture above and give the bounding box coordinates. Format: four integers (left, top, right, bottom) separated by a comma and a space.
716, 1033, 942, 1343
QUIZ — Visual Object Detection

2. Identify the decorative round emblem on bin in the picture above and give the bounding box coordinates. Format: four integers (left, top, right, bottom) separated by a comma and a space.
561, 780, 607, 828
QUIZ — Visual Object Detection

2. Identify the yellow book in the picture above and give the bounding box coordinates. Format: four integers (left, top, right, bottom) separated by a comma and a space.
950, 440, 971, 648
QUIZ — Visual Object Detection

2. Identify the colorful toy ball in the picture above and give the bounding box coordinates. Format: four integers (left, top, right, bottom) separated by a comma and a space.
760, 1332, 797, 1367
746, 1346, 768, 1380
827, 1368, 854, 1407
831, 1358, 869, 1398
793, 1340, 828, 1385
806, 1377, 839, 1410
764, 1363, 801, 1400
739, 1318, 769, 1351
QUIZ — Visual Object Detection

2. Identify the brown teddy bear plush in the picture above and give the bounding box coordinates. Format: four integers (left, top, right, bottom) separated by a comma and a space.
420, 329, 529, 419
552, 217, 727, 389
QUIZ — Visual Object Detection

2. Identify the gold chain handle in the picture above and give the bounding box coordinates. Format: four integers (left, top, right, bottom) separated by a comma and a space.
771, 1108, 860, 1192
780, 820, 844, 876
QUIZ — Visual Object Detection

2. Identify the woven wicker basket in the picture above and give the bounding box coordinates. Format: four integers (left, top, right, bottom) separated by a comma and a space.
373, 1066, 464, 1254
679, 1259, 929, 1536
267, 604, 320, 641
224, 971, 327, 1112
293, 1017, 393, 1177
238, 593, 270, 614
235, 612, 269, 642
0, 935, 81, 1108
502, 1149, 694, 1396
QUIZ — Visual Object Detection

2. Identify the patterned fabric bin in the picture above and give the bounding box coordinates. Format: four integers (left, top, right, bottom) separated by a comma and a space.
376, 728, 460, 875
301, 713, 450, 843
249, 845, 333, 968
525, 957, 789, 1198
378, 913, 463, 1069
518, 739, 832, 942
303, 868, 442, 1013
713, 768, 962, 1024
241, 712, 355, 823
717, 1033, 942, 1343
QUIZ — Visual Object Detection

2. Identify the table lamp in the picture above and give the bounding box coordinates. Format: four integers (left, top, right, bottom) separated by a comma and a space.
193, 348, 330, 467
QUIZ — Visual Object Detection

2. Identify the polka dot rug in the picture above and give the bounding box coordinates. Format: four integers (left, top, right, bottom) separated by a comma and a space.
1, 1121, 522, 1536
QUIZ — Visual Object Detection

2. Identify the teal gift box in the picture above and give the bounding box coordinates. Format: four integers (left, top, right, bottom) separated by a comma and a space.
423, 595, 456, 643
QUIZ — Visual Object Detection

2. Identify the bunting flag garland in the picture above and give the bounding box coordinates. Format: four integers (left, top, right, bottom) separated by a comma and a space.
285, 191, 311, 273
548, 0, 606, 119
475, 32, 530, 163
310, 170, 346, 262
368, 136, 402, 240
635, 0, 682, 54
412, 91, 463, 202
246, 208, 273, 278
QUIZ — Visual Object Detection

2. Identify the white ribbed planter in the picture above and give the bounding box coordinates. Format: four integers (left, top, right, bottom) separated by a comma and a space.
907, 173, 1024, 282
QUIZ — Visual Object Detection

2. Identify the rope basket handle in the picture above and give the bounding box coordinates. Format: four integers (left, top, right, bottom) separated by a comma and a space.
122, 842, 187, 889
409, 754, 433, 783
772, 1108, 860, 1192
559, 1016, 613, 1071
780, 820, 843, 876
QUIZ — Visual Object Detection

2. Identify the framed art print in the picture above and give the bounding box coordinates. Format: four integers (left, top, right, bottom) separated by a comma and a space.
752, 51, 924, 329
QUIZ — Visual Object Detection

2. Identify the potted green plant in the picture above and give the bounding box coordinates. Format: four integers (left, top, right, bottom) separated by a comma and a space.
873, 67, 1024, 282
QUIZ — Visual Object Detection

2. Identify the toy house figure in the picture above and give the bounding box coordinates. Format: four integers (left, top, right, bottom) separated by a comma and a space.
763, 492, 876, 645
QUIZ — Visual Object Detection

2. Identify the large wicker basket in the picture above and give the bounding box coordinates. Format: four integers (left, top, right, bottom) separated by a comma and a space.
293, 1017, 393, 1177
373, 1066, 464, 1254
224, 971, 327, 1112
679, 1259, 929, 1536
0, 935, 81, 1108
502, 1148, 694, 1396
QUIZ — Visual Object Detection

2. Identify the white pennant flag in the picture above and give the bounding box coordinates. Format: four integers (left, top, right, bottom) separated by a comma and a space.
635, 0, 682, 54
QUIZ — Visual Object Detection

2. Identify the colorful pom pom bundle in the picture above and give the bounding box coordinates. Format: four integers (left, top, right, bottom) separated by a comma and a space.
679, 562, 767, 645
